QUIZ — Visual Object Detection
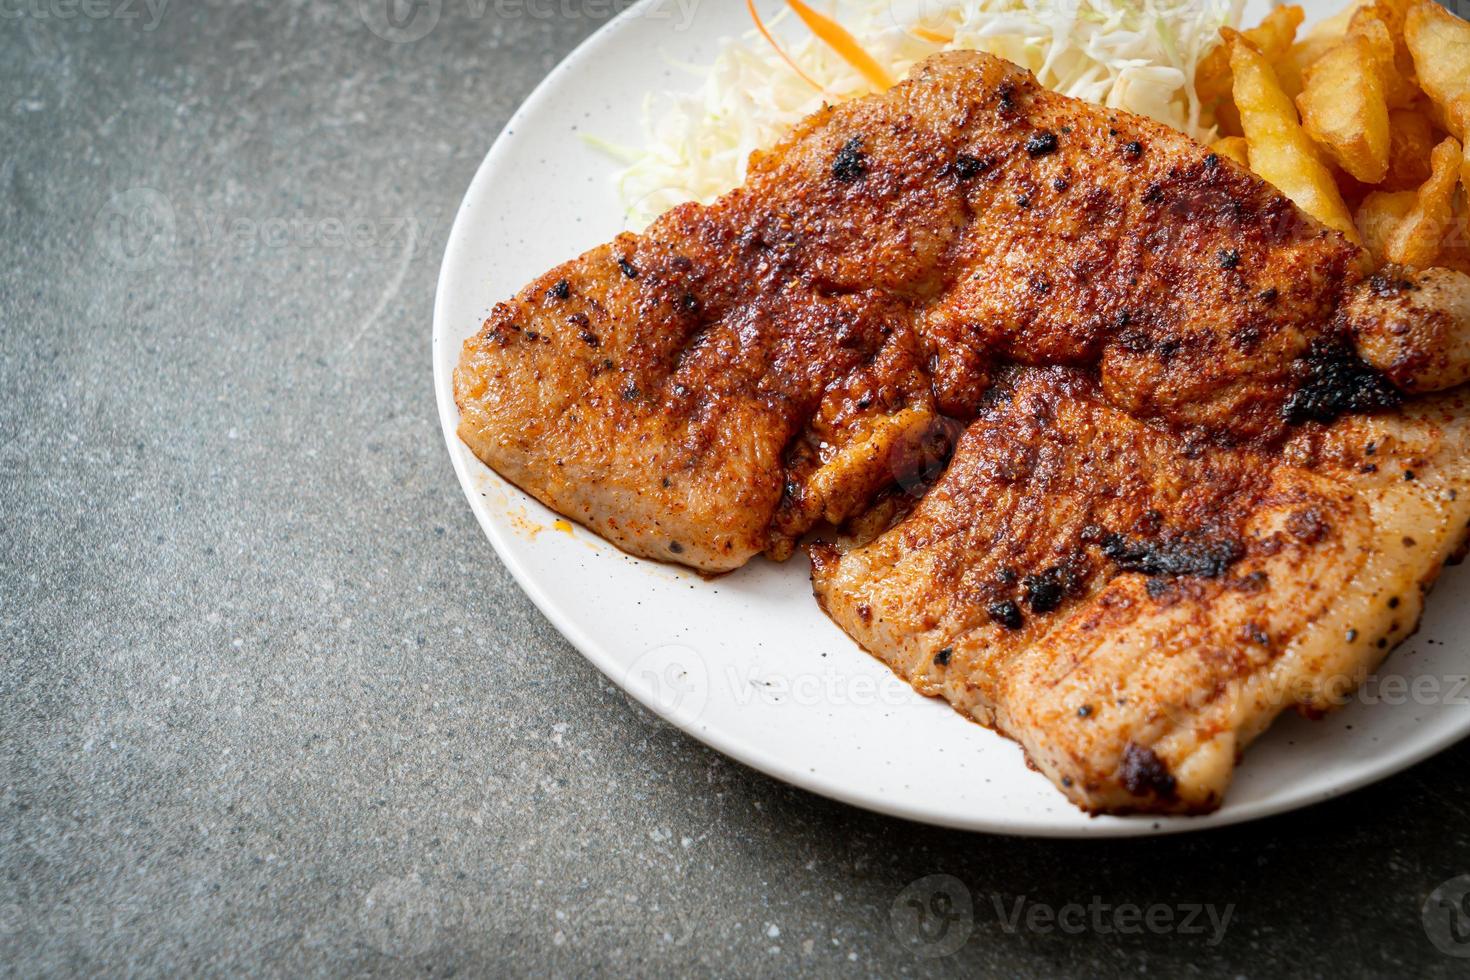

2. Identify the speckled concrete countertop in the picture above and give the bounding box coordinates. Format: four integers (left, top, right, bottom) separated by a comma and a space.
4, 2, 1470, 976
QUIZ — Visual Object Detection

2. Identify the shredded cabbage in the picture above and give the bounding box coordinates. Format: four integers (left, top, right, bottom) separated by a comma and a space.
603, 0, 1245, 229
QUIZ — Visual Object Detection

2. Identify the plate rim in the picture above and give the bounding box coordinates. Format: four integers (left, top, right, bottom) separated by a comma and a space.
432, 0, 1470, 837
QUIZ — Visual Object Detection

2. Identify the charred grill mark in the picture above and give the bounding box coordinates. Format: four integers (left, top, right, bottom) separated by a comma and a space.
1144, 577, 1175, 599
1287, 508, 1329, 544
1100, 531, 1243, 579
1282, 339, 1402, 425
548, 279, 571, 300
953, 153, 992, 180
1120, 742, 1177, 799
832, 136, 868, 183
1369, 271, 1417, 296
995, 80, 1017, 117
987, 599, 1024, 630
1025, 131, 1059, 157
1023, 564, 1076, 615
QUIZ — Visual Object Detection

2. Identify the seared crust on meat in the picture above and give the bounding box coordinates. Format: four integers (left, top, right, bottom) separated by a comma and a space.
456, 51, 1385, 571
456, 50, 1470, 814
810, 372, 1470, 813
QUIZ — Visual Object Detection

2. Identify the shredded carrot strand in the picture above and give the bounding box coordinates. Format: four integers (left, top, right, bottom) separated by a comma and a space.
785, 0, 895, 91
910, 25, 954, 45
746, 0, 825, 93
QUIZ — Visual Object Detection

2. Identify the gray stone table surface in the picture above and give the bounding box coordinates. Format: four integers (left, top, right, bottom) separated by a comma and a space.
4, 1, 1470, 976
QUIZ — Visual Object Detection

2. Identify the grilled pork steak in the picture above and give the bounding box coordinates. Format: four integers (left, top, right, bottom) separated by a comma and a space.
455, 51, 1470, 813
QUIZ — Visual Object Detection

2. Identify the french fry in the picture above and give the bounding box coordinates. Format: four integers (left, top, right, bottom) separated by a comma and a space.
1197, 6, 1305, 105
1254, 4, 1309, 55
1212, 136, 1251, 168
1382, 106, 1439, 190
1356, 189, 1416, 260
1385, 136, 1463, 267
1404, 0, 1470, 141
1348, 7, 1420, 109
1228, 30, 1361, 242
1277, 33, 1343, 99
1307, 0, 1368, 40
1296, 32, 1391, 183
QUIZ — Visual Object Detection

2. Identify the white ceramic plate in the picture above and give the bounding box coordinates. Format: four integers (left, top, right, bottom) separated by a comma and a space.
434, 0, 1470, 836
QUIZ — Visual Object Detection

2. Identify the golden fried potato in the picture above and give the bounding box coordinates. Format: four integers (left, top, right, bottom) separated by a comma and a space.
1212, 136, 1251, 168
1197, 6, 1305, 104
1405, 0, 1470, 140
1357, 189, 1416, 260
1277, 33, 1343, 99
1296, 32, 1391, 183
1228, 29, 1361, 242
1348, 7, 1420, 109
1385, 135, 1463, 267
1382, 106, 1439, 190
1308, 0, 1369, 39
